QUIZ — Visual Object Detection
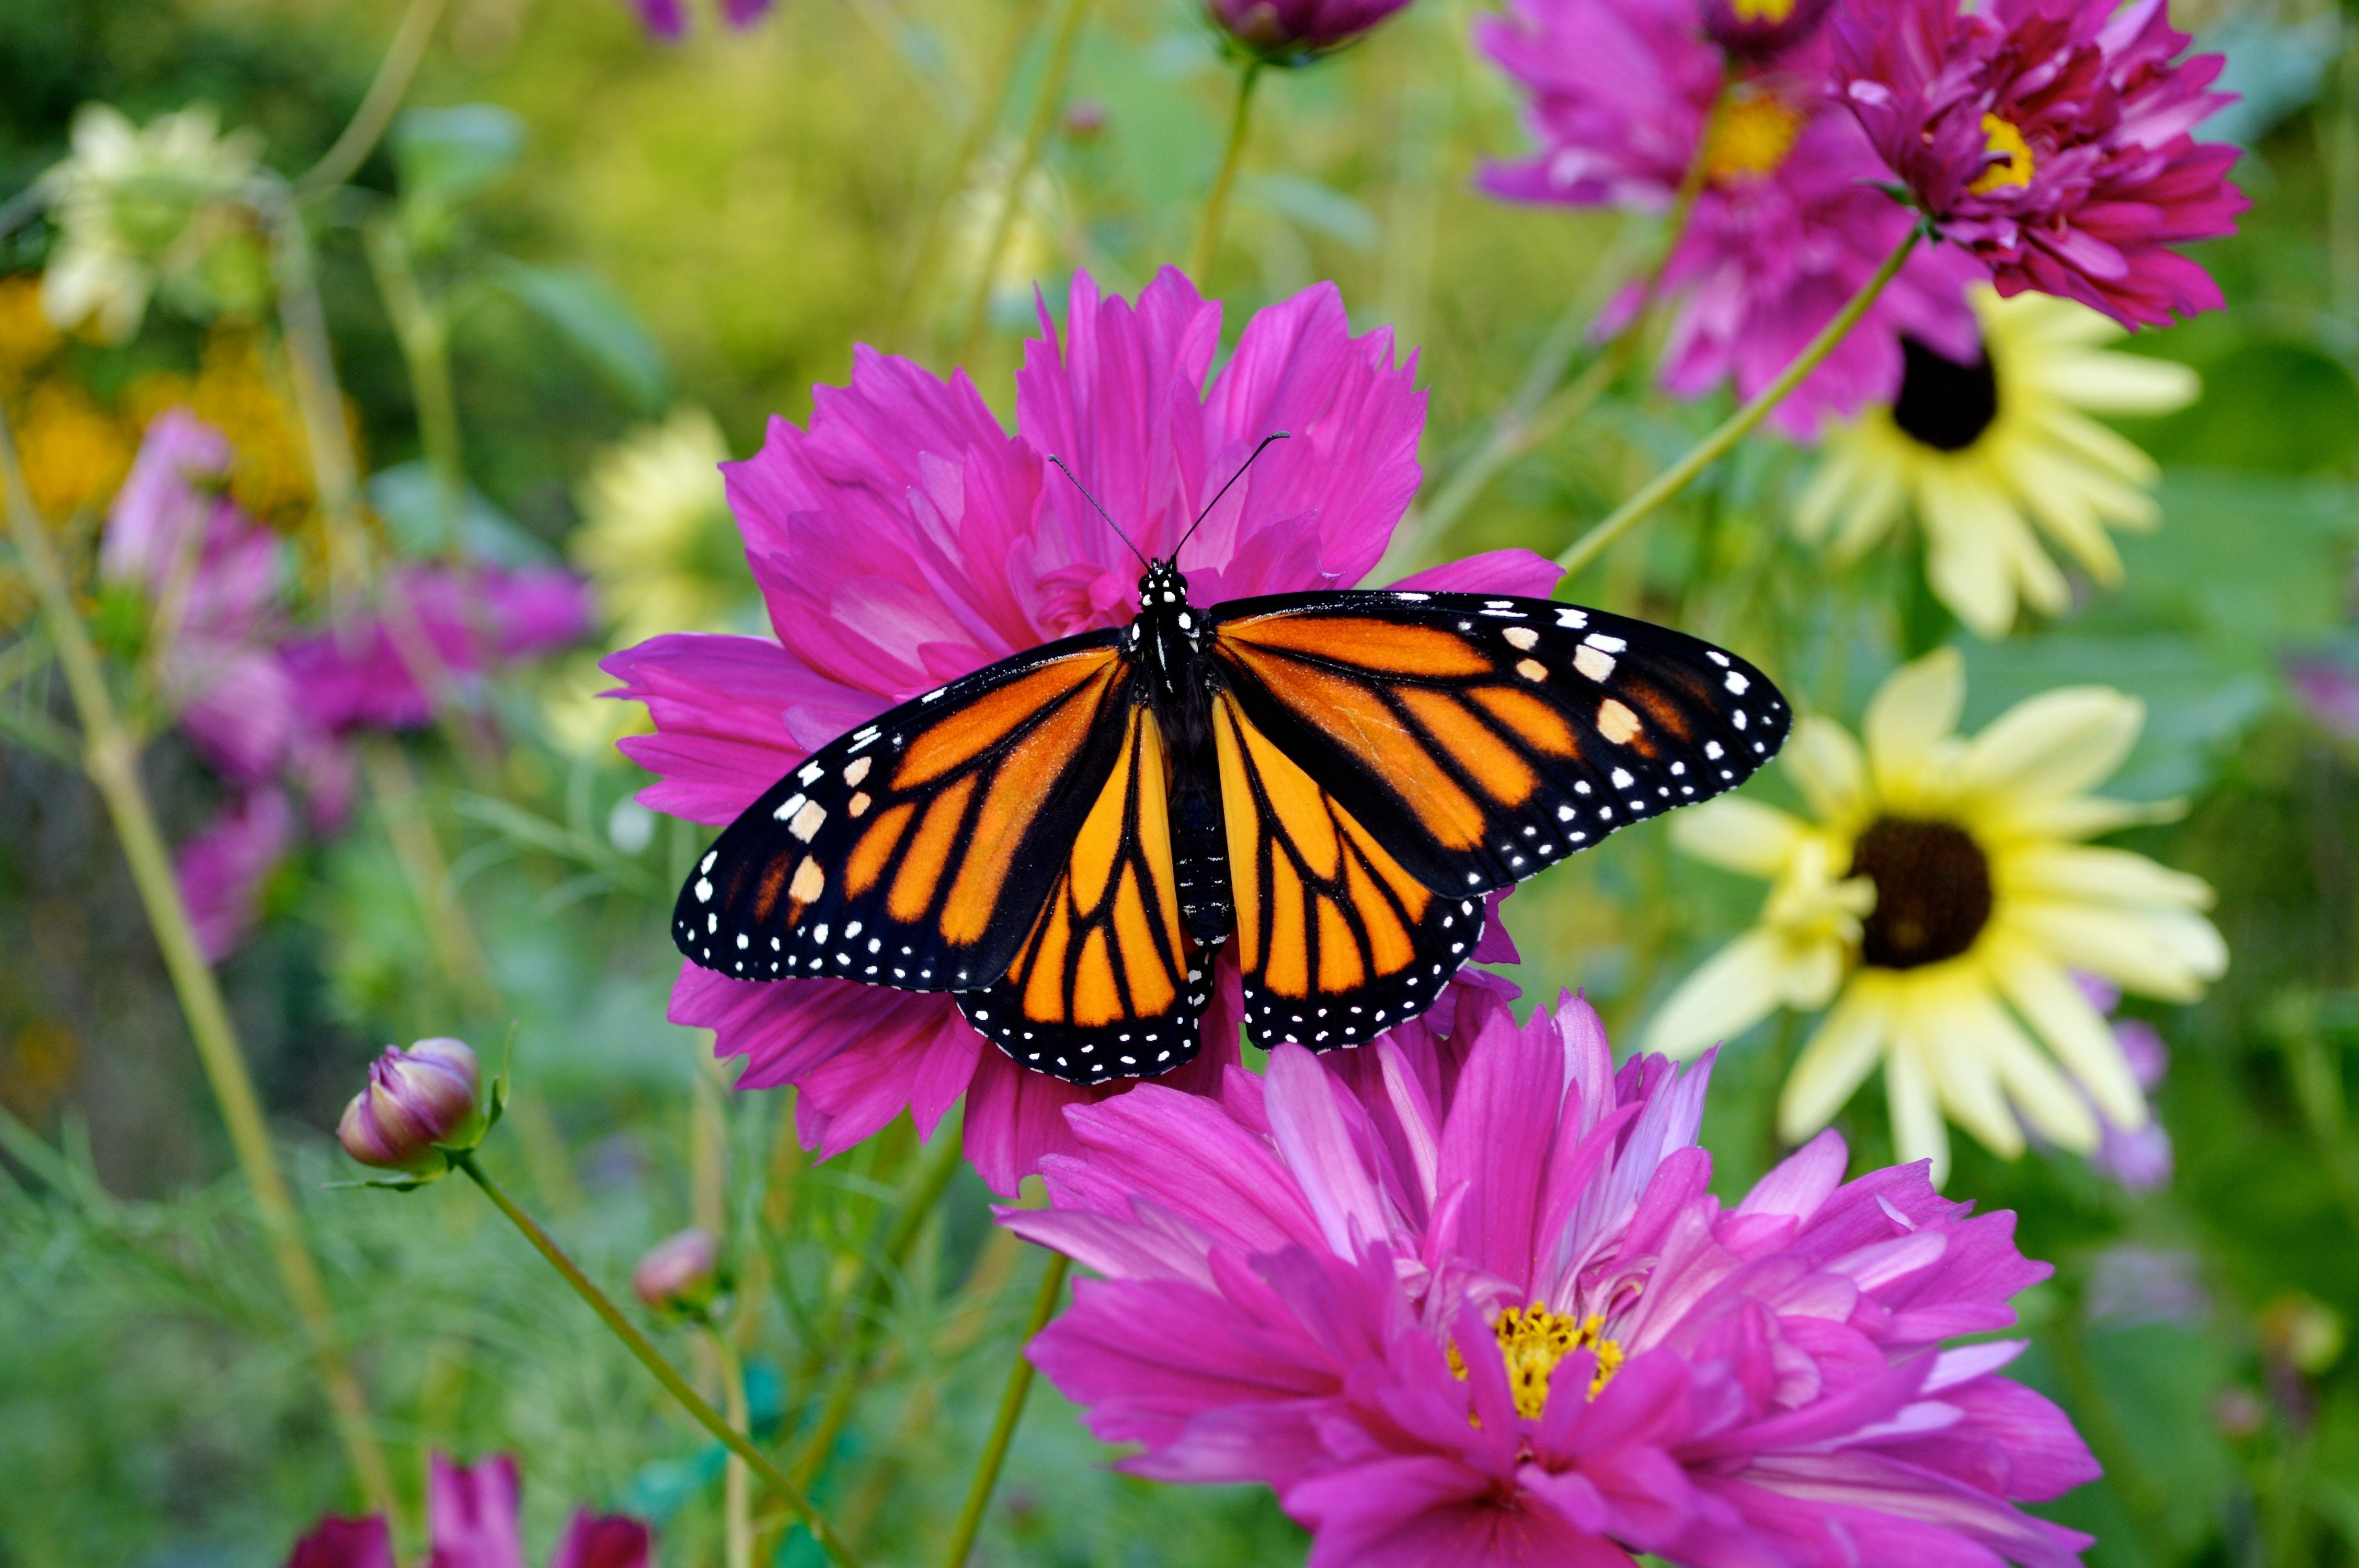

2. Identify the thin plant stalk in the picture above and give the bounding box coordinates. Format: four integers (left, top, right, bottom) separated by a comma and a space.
889, 0, 1053, 344
449, 1150, 865, 1568
363, 219, 466, 550
712, 1330, 757, 1568
0, 403, 398, 1520
296, 0, 454, 198
957, 0, 1094, 358
787, 1129, 968, 1486
260, 187, 372, 598
1554, 225, 1923, 580
1189, 61, 1264, 283
1390, 77, 1730, 574
939, 1250, 1072, 1568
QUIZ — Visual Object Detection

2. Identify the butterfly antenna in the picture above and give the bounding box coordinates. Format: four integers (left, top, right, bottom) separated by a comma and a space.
1046, 454, 1150, 568
1174, 431, 1290, 562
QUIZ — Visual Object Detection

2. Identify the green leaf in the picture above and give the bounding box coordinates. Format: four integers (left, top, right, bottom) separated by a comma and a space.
483, 258, 669, 413
392, 104, 526, 211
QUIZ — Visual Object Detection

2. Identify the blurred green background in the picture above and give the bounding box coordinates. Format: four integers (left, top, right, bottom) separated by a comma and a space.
1, 0, 2356, 1563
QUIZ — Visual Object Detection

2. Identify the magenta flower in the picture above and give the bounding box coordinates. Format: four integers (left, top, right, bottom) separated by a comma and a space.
1699, 0, 1836, 61
1006, 988, 2099, 1565
606, 267, 1555, 1195
176, 785, 295, 962
623, 0, 772, 41
280, 564, 593, 736
284, 1453, 651, 1568
1208, 0, 1417, 62
337, 1036, 488, 1174
1478, 0, 1983, 437
1830, 0, 2246, 328
633, 1226, 724, 1313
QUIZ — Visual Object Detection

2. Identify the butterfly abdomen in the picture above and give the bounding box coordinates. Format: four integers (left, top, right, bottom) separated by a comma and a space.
1170, 785, 1232, 946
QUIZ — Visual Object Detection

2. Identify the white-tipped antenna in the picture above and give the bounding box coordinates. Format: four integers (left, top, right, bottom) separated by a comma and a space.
1045, 455, 1150, 569
1174, 432, 1290, 563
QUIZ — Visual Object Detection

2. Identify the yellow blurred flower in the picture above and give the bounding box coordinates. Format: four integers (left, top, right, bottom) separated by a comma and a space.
39, 103, 264, 343
570, 407, 749, 649
0, 275, 63, 382
1647, 649, 2226, 1183
14, 378, 134, 521
123, 329, 324, 528
1795, 286, 2200, 639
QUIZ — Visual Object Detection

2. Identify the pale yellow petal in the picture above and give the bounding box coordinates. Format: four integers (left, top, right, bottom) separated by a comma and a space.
1996, 495, 2074, 617
1668, 797, 1807, 877
1779, 978, 1891, 1142
1864, 648, 1966, 786
1886, 1031, 1952, 1187
2004, 900, 2228, 1000
2040, 407, 2164, 491
1986, 934, 2148, 1127
1830, 458, 1909, 561
2001, 793, 2185, 841
2008, 446, 2127, 582
1645, 929, 1803, 1059
1909, 975, 2027, 1158
1958, 686, 2144, 806
2041, 350, 2200, 417
1794, 443, 1864, 544
2003, 842, 2215, 910
1919, 474, 2019, 639
1784, 716, 1872, 825
1963, 982, 2101, 1151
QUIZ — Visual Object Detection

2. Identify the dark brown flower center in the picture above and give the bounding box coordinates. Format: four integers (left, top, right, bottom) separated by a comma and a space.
1891, 335, 1999, 453
1849, 816, 1993, 969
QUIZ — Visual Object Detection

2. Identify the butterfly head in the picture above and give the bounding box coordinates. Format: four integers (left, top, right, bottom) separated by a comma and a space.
1138, 560, 1190, 607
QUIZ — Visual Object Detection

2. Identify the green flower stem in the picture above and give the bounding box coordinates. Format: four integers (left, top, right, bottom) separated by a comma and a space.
787, 1129, 968, 1486
1387, 75, 1730, 577
1189, 61, 1264, 284
957, 0, 1093, 358
363, 220, 466, 551
1553, 224, 1923, 582
938, 1249, 1071, 1568
710, 1329, 756, 1568
449, 1151, 864, 1568
888, 0, 1053, 343
0, 402, 398, 1521
295, 0, 453, 198
260, 188, 372, 600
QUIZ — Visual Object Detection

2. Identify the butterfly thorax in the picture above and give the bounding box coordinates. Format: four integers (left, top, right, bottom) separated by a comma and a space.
1125, 560, 1208, 713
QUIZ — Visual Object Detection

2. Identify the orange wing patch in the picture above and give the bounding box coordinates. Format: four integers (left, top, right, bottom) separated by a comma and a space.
964, 702, 1208, 1083
1215, 694, 1474, 1047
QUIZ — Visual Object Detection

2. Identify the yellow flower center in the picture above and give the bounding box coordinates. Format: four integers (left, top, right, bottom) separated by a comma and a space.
1969, 114, 2035, 195
1449, 1302, 1624, 1419
1731, 0, 1800, 19
1707, 91, 1807, 183
1849, 816, 1994, 969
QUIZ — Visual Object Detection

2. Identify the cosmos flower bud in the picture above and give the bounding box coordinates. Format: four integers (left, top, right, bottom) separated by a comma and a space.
1697, 0, 1834, 60
337, 1037, 486, 1175
1205, 0, 1416, 65
632, 1228, 723, 1315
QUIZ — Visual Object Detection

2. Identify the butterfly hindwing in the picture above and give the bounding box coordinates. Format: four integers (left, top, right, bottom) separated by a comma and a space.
673, 631, 1132, 990
1209, 591, 1790, 903
1212, 689, 1488, 1049
958, 701, 1212, 1084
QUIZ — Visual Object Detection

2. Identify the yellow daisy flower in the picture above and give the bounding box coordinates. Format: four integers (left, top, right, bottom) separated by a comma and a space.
1646, 649, 2226, 1184
571, 406, 750, 650
1795, 285, 2200, 639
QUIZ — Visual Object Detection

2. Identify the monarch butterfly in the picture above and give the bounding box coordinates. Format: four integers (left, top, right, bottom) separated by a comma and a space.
675, 441, 1789, 1085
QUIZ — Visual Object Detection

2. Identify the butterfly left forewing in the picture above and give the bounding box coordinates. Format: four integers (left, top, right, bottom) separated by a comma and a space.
1208, 591, 1789, 900
674, 632, 1130, 989
959, 701, 1213, 1083
1211, 689, 1487, 1049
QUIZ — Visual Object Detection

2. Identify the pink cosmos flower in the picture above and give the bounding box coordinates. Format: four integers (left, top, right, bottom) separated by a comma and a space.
101, 410, 590, 960
283, 1452, 652, 1568
605, 266, 1555, 1195
1478, 0, 1983, 437
1830, 0, 2247, 328
1208, 0, 1418, 62
1006, 987, 2099, 1566
280, 564, 593, 737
